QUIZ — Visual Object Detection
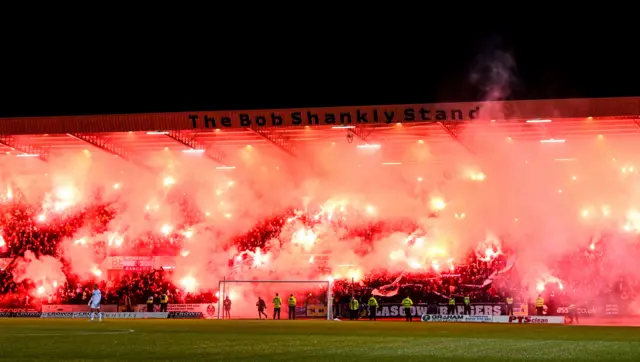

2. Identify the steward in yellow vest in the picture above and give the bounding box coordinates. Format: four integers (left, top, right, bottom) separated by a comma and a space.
288, 294, 297, 320
463, 295, 471, 315
160, 293, 169, 312
273, 293, 282, 320
402, 296, 414, 322
349, 297, 359, 321
146, 296, 154, 312
367, 296, 379, 321
447, 296, 456, 315
535, 295, 544, 316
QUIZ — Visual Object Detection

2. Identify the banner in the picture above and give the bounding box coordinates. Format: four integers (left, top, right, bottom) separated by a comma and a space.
554, 304, 620, 316
40, 312, 168, 319
372, 303, 505, 318
493, 315, 565, 324
372, 273, 404, 297
306, 304, 327, 317
420, 315, 565, 324
0, 312, 42, 318
42, 304, 118, 313
513, 302, 528, 317
421, 314, 465, 322
167, 312, 202, 319
555, 305, 596, 315
187, 104, 482, 130
421, 314, 492, 323
605, 304, 619, 315
463, 315, 493, 323
0, 308, 39, 313
135, 312, 170, 319
106, 256, 154, 271
135, 303, 216, 318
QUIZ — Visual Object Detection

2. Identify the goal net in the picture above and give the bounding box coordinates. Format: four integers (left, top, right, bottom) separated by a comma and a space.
217, 279, 333, 320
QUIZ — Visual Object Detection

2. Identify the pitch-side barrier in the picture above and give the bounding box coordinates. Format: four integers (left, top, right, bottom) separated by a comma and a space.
0, 312, 204, 319
421, 314, 566, 324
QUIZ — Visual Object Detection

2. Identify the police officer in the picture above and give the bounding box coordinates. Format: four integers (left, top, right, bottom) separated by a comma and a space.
288, 294, 297, 320
160, 292, 169, 312
273, 293, 282, 320
506, 296, 514, 316
367, 295, 378, 321
448, 296, 456, 315
146, 295, 154, 312
349, 296, 359, 320
463, 294, 471, 315
402, 295, 413, 322
535, 294, 544, 316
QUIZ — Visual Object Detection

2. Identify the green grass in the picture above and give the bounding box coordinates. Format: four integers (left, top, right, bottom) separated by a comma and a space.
0, 319, 638, 361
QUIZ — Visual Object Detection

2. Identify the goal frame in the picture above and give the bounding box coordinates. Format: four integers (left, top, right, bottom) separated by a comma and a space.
218, 279, 333, 320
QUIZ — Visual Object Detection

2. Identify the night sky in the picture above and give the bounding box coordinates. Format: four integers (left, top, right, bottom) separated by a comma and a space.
2, 28, 637, 118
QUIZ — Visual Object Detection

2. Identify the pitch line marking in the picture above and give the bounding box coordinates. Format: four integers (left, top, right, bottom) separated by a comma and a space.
12, 329, 135, 336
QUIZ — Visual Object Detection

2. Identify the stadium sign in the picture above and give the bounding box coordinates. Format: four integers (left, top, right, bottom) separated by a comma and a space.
421, 314, 464, 322
167, 312, 203, 319
0, 308, 39, 313
188, 105, 482, 129
420, 314, 492, 323
0, 97, 638, 135
134, 303, 216, 318
462, 315, 493, 323
374, 303, 504, 318
42, 304, 118, 313
41, 312, 77, 318
493, 316, 565, 324
40, 312, 169, 319
556, 306, 596, 315
106, 256, 154, 271
0, 312, 42, 318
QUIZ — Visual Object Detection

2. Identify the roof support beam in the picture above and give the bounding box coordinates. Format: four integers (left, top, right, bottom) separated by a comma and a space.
248, 126, 296, 158
348, 126, 375, 143
0, 135, 49, 162
67, 133, 155, 173
166, 130, 227, 166
438, 121, 476, 155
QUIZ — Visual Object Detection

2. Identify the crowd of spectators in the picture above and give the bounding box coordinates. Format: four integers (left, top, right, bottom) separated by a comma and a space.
0, 188, 636, 312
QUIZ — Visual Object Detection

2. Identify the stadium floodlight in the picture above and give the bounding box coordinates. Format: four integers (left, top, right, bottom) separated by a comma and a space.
526, 119, 552, 123
146, 131, 169, 135
381, 162, 402, 165
332, 125, 355, 129
540, 139, 565, 143
16, 153, 40, 157
554, 158, 577, 162
216, 166, 236, 170
182, 149, 205, 154
217, 279, 333, 321
357, 144, 381, 149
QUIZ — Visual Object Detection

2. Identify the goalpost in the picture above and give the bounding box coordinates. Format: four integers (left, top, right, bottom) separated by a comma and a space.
217, 279, 333, 321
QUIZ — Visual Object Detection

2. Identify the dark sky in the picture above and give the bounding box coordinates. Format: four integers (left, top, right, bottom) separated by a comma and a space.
2, 28, 638, 118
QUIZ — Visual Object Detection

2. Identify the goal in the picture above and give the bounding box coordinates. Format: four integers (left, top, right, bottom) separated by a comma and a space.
217, 279, 333, 320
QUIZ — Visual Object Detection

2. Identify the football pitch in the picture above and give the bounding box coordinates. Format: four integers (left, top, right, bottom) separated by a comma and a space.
0, 319, 639, 361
